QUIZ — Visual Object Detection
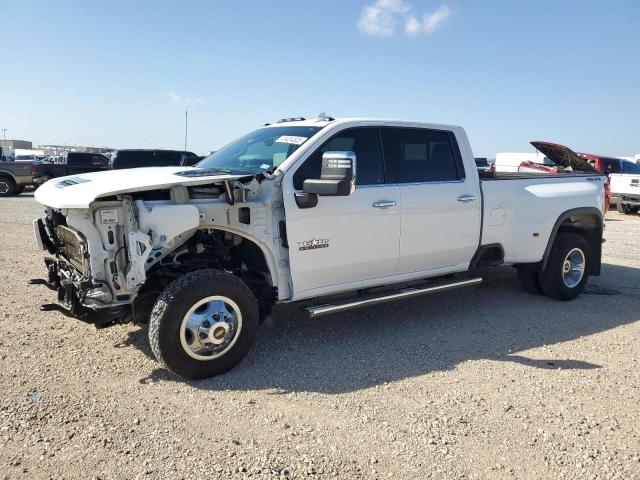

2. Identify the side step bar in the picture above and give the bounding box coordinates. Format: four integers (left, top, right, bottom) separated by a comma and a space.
306, 277, 482, 318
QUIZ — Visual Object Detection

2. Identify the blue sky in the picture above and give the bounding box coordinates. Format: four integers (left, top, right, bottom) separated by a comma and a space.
1, 0, 639, 157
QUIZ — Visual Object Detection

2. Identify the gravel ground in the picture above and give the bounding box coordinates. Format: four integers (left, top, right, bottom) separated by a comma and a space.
1, 193, 639, 480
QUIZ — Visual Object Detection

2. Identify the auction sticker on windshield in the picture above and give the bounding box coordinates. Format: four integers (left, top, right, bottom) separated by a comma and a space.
276, 136, 307, 145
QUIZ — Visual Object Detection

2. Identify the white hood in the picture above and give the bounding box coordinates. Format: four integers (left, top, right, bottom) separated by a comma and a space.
34, 167, 242, 209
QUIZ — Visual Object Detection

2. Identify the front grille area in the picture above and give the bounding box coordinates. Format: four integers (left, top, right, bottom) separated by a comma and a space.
55, 225, 86, 272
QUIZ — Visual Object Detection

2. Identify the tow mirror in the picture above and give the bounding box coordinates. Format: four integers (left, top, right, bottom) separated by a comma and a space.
303, 151, 356, 196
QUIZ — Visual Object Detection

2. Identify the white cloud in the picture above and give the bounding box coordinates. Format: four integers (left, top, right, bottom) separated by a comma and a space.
404, 15, 421, 35
166, 91, 205, 107
357, 0, 410, 36
358, 1, 453, 37
423, 5, 452, 33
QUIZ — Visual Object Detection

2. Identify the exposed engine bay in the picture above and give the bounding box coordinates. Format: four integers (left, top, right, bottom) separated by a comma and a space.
32, 177, 287, 327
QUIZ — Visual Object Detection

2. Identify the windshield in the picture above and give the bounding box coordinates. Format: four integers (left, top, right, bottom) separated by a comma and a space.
196, 126, 322, 174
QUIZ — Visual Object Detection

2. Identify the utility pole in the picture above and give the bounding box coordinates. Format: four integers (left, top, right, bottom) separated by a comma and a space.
184, 110, 188, 151
1, 129, 6, 143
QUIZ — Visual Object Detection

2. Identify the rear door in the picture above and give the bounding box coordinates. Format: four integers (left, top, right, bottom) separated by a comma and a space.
284, 127, 401, 298
380, 127, 481, 274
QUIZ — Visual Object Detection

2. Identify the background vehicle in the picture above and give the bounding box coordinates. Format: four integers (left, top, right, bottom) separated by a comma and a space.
32, 117, 605, 379
0, 160, 35, 196
577, 153, 637, 208
33, 152, 110, 185
110, 149, 202, 170
609, 161, 640, 214
14, 148, 44, 162
494, 151, 554, 173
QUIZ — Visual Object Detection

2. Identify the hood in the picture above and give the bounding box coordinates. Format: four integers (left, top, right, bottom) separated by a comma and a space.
530, 141, 596, 173
34, 166, 245, 208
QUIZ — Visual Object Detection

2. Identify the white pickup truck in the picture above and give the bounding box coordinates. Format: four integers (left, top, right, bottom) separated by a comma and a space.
32, 116, 606, 379
609, 161, 640, 214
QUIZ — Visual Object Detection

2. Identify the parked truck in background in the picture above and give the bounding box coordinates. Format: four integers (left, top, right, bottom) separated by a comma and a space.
109, 149, 202, 169
34, 150, 205, 186
33, 152, 111, 186
609, 161, 640, 214
32, 116, 606, 379
0, 160, 35, 196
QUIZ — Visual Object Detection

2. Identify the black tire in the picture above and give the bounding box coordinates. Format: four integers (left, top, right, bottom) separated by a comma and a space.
148, 269, 259, 379
539, 233, 590, 301
617, 203, 633, 214
0, 176, 17, 197
517, 265, 543, 295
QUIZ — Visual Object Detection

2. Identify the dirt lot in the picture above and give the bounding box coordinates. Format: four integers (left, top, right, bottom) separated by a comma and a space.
0, 193, 639, 480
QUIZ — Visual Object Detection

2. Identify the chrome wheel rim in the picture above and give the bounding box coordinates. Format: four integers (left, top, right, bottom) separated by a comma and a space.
562, 248, 585, 288
180, 296, 242, 361
0, 181, 9, 194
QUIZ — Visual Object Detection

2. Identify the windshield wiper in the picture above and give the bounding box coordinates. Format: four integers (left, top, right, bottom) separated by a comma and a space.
176, 167, 235, 177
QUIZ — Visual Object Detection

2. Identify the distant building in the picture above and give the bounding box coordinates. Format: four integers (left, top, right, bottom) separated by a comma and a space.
0, 139, 33, 154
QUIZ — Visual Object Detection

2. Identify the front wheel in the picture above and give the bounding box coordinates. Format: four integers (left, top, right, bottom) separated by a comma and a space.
539, 233, 590, 301
148, 269, 259, 379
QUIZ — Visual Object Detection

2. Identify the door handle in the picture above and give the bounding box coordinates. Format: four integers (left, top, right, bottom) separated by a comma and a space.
372, 200, 397, 209
457, 194, 476, 203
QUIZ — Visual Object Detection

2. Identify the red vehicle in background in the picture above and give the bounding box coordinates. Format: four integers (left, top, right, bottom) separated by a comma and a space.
576, 153, 628, 176
523, 142, 611, 212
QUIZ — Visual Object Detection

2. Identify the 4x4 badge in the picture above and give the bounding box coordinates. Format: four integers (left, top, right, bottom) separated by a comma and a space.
297, 238, 330, 251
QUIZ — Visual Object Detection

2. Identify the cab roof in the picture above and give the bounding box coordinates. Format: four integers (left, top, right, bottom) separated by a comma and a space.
261, 117, 462, 131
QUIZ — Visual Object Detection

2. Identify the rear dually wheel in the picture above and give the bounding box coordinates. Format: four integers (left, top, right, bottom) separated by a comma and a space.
538, 233, 590, 301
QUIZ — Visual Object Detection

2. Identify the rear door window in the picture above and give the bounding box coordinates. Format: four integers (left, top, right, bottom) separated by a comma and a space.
380, 127, 464, 183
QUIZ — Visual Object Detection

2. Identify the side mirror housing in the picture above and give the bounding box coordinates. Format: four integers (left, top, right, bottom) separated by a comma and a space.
303, 151, 356, 196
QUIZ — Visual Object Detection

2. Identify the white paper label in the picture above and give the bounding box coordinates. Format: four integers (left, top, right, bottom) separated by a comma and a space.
100, 208, 119, 225
275, 135, 307, 145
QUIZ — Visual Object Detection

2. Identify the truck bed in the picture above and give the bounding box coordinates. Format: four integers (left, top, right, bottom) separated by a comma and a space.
481, 171, 600, 181
479, 172, 605, 265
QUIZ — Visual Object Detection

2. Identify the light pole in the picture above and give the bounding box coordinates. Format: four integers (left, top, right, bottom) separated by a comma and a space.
184, 110, 188, 151
1, 129, 6, 143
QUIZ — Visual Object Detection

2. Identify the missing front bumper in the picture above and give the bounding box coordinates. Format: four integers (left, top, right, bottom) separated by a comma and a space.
29, 257, 129, 328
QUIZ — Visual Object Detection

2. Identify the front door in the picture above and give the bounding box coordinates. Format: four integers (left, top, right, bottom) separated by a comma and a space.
284, 127, 401, 299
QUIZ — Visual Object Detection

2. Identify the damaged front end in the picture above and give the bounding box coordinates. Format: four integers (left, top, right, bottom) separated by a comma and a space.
31, 208, 135, 327
31, 191, 197, 328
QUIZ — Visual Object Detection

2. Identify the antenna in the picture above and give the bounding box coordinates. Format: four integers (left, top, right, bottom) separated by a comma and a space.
184, 110, 188, 151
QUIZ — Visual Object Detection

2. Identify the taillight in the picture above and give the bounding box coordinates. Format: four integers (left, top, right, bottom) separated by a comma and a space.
31, 165, 37, 175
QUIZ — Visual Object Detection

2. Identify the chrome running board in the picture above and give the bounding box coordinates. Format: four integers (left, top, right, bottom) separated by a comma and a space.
306, 277, 482, 318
